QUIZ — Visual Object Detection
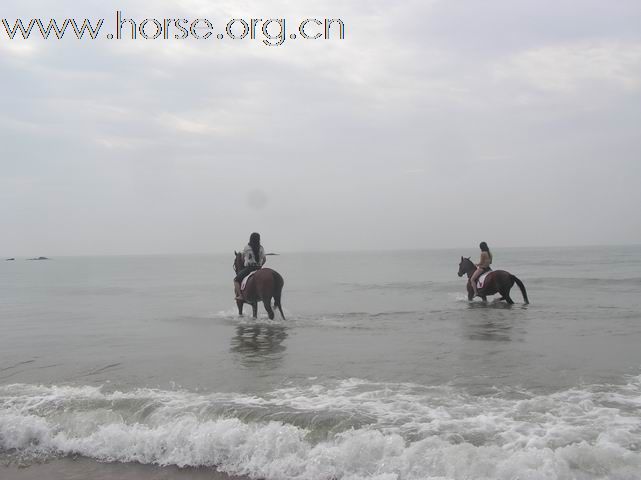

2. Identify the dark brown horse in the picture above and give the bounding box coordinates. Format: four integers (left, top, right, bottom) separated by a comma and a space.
234, 252, 286, 320
458, 257, 529, 304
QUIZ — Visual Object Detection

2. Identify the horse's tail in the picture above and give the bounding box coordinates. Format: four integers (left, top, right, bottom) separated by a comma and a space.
272, 271, 286, 320
511, 275, 529, 304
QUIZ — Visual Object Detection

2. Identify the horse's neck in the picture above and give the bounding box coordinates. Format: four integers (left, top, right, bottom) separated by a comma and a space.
466, 262, 476, 278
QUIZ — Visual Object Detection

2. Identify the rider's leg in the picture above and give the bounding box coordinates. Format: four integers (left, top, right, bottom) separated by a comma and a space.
234, 266, 259, 300
234, 268, 249, 300
470, 267, 482, 297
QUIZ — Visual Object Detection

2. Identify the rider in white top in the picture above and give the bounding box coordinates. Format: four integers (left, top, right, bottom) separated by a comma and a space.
242, 243, 266, 267
234, 232, 266, 300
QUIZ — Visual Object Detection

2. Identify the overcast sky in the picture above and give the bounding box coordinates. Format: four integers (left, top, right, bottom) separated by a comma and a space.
1, 0, 640, 256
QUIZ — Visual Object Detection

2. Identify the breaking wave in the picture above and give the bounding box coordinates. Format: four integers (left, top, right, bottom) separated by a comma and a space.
1, 377, 641, 479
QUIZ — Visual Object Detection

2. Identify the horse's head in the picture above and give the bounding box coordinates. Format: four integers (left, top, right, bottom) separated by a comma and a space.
233, 251, 244, 273
458, 256, 474, 277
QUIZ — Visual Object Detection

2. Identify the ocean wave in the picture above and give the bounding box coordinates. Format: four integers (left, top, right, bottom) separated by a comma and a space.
346, 281, 459, 293
212, 310, 425, 331
526, 277, 641, 288
1, 378, 641, 480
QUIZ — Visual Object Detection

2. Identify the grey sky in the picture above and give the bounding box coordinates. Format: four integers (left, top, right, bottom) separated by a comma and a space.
1, 0, 640, 256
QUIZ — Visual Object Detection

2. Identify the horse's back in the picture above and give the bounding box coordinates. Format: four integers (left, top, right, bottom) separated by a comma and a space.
488, 270, 513, 281
253, 267, 277, 279
491, 269, 510, 276
247, 268, 283, 296
479, 270, 512, 292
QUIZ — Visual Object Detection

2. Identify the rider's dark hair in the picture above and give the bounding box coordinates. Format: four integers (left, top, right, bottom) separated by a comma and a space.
480, 241, 491, 259
249, 232, 261, 263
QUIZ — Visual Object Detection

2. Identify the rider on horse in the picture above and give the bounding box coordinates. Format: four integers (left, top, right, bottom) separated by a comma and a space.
471, 241, 492, 297
234, 232, 266, 301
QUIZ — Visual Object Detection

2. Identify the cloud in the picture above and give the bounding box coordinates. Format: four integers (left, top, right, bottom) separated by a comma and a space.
1, 0, 641, 255
0, 39, 38, 57
157, 113, 234, 136
494, 41, 641, 95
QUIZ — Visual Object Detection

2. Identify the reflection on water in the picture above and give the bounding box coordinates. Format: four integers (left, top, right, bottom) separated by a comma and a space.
465, 320, 514, 342
230, 325, 288, 369
466, 299, 516, 310
463, 303, 519, 342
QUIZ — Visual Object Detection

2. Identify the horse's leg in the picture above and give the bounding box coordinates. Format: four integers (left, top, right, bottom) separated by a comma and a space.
236, 299, 244, 316
252, 302, 258, 318
467, 282, 474, 301
500, 289, 514, 304
263, 297, 274, 320
481, 295, 488, 303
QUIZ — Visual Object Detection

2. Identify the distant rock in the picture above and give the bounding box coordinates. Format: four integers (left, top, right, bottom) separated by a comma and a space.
266, 253, 280, 256
27, 257, 50, 261
5, 258, 15, 261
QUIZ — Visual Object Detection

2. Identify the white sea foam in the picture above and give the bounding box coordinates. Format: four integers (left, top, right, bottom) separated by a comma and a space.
1, 378, 640, 479
214, 308, 291, 325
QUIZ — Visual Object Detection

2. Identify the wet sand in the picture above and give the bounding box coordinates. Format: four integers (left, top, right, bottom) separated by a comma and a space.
2, 457, 245, 480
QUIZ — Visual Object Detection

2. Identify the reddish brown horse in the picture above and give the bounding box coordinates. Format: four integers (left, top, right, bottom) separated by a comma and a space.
458, 257, 529, 304
234, 252, 286, 320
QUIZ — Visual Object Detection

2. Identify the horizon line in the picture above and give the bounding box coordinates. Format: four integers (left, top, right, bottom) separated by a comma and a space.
3, 242, 641, 259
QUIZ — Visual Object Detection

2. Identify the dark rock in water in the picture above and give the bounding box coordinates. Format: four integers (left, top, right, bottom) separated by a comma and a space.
266, 253, 280, 256
5, 258, 15, 261
28, 257, 50, 261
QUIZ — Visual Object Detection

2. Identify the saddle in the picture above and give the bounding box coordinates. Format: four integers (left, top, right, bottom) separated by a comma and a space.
241, 271, 257, 291
476, 268, 493, 289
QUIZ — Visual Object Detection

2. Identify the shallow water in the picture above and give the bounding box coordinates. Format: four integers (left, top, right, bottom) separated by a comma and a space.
1, 247, 641, 479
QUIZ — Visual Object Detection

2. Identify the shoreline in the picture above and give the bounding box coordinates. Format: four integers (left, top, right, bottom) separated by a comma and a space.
2, 457, 247, 480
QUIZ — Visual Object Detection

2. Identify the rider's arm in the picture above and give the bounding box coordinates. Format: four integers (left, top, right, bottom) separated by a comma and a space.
242, 245, 252, 266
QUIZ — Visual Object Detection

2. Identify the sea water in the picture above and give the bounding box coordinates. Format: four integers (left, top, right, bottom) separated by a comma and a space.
1, 247, 640, 479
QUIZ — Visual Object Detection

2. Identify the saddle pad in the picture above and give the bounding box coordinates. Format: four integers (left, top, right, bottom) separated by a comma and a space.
477, 272, 491, 289
241, 271, 257, 291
